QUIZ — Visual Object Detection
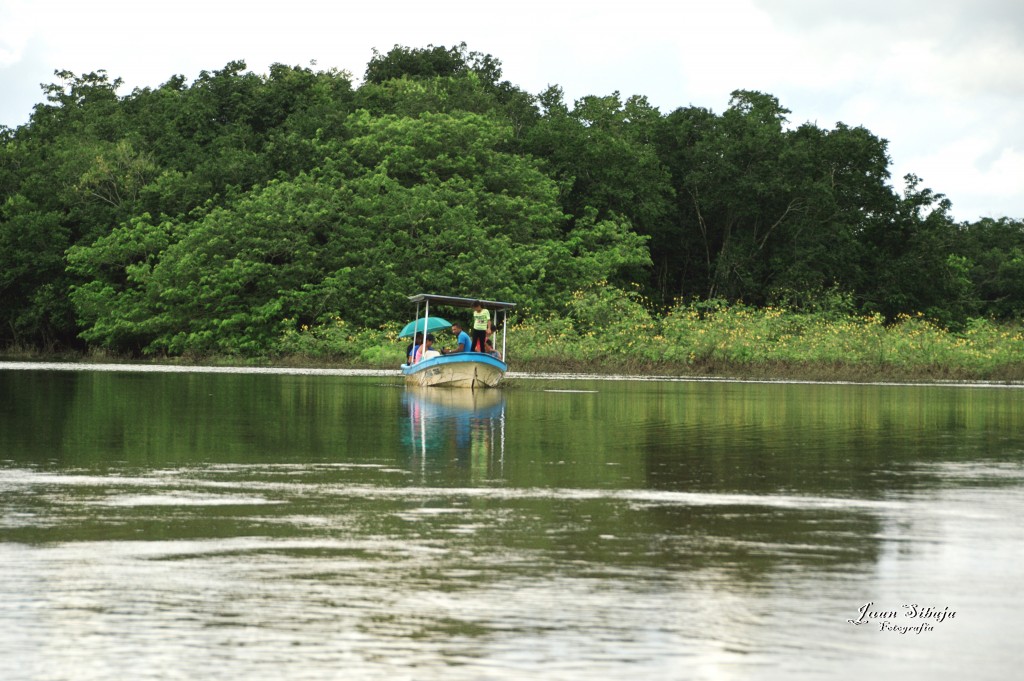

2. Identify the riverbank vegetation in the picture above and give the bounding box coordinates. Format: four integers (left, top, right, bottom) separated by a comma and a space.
508, 285, 1024, 382
265, 284, 1024, 382
2, 44, 1022, 382
9, 284, 1019, 384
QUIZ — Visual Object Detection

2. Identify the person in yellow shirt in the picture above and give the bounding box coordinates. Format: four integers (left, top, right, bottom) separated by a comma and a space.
471, 301, 490, 352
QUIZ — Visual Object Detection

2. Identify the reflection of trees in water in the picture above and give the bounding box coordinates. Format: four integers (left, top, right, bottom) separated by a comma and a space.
402, 388, 506, 481
639, 381, 1024, 498
630, 381, 1024, 581
0, 370, 79, 463
3, 370, 418, 466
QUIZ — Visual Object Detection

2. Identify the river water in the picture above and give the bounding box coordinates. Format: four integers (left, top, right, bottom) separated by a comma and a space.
1, 364, 1022, 680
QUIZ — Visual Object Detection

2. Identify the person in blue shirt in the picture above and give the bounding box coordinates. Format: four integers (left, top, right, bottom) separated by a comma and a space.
405, 332, 424, 364
442, 323, 472, 354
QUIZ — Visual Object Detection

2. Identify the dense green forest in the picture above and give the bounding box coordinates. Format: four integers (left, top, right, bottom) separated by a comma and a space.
2, 43, 1022, 358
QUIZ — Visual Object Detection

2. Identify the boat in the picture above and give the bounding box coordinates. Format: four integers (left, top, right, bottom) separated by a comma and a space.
400, 293, 516, 388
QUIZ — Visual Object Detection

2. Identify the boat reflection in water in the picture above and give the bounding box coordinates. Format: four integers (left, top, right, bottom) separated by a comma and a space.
402, 387, 506, 481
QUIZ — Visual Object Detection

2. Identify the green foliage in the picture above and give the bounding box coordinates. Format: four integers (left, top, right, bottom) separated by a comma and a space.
952, 217, 1024, 320
511, 294, 1023, 379
1, 44, 1021, 359
858, 174, 963, 322
364, 42, 503, 87
525, 88, 672, 294
660, 302, 1024, 375
567, 281, 654, 336
65, 109, 649, 355
658, 92, 892, 308
276, 316, 403, 365
660, 301, 886, 365
0, 195, 74, 346
1, 62, 358, 349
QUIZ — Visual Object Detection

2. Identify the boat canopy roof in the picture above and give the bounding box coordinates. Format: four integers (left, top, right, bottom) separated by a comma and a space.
407, 293, 516, 311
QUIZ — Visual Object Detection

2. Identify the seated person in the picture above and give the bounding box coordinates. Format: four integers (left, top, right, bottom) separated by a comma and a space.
483, 336, 501, 360
416, 334, 441, 361
441, 323, 472, 354
405, 332, 424, 364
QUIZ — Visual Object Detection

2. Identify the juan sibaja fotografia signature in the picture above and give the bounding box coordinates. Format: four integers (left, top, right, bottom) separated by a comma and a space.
848, 602, 956, 634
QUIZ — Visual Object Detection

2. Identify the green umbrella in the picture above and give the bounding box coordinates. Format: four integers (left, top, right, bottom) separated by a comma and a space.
399, 316, 452, 338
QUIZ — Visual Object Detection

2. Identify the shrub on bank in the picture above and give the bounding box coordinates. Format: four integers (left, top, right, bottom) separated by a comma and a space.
269, 290, 1024, 381
509, 295, 1024, 380
275, 317, 404, 366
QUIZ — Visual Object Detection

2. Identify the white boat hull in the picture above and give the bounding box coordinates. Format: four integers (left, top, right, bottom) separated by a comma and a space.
401, 354, 506, 388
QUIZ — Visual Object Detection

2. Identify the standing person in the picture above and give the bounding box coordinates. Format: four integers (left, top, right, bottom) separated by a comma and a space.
471, 301, 490, 353
442, 323, 472, 354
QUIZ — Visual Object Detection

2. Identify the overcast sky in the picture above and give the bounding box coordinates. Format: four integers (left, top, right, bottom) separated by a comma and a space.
2, 0, 1021, 222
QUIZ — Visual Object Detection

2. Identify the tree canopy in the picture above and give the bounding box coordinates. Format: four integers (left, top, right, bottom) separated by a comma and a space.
1, 45, 1020, 355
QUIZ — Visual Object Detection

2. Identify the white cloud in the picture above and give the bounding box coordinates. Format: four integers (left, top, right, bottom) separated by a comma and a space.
905, 136, 1024, 218
0, 0, 34, 66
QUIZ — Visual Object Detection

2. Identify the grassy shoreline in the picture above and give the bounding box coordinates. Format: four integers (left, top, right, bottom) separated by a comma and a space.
4, 348, 1023, 386
5, 299, 1023, 385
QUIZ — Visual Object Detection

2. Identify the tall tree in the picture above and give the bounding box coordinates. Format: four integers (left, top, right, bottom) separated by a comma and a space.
0, 70, 131, 347
954, 217, 1024, 319
657, 92, 903, 311
0, 63, 357, 349
665, 91, 801, 301
525, 87, 670, 294
759, 121, 894, 307
859, 174, 970, 324
360, 43, 538, 140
